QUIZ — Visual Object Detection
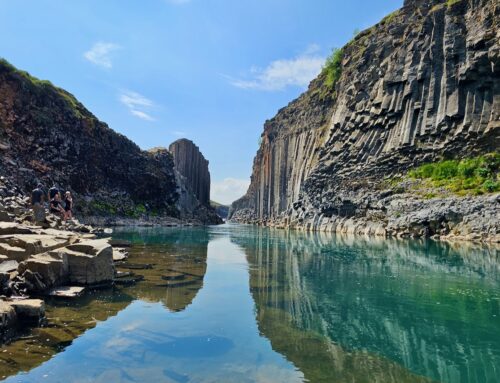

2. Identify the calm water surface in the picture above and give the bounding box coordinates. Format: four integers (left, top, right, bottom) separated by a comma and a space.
0, 224, 499, 383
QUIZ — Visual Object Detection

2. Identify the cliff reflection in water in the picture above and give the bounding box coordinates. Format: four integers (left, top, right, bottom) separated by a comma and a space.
0, 227, 209, 380
113, 226, 210, 312
233, 227, 500, 383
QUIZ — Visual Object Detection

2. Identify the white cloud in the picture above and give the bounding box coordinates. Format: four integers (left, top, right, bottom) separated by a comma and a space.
84, 42, 120, 69
131, 110, 155, 121
211, 178, 250, 205
229, 45, 325, 91
119, 90, 156, 121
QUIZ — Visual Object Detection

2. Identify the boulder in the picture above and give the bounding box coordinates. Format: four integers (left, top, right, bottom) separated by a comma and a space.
9, 299, 45, 324
18, 252, 69, 290
0, 243, 25, 261
0, 260, 19, 273
0, 301, 17, 341
63, 239, 114, 285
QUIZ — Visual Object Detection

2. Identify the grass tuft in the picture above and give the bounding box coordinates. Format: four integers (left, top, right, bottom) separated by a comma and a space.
408, 153, 500, 195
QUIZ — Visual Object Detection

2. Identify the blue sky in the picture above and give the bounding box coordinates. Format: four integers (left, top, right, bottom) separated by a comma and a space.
0, 0, 402, 204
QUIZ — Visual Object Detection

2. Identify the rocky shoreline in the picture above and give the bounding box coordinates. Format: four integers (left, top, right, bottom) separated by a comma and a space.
0, 178, 199, 344
231, 192, 500, 243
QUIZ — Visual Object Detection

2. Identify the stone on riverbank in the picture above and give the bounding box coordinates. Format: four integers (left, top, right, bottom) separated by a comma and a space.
18, 253, 69, 290
0, 301, 17, 341
9, 299, 45, 324
64, 239, 114, 285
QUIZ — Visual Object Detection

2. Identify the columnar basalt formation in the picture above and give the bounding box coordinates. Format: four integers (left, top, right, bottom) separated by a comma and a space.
167, 139, 222, 224
169, 139, 211, 205
231, 0, 499, 241
0, 59, 178, 219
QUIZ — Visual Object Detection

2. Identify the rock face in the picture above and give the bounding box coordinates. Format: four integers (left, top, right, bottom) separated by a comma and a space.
231, 0, 499, 241
169, 139, 211, 205
0, 59, 178, 218
166, 139, 222, 224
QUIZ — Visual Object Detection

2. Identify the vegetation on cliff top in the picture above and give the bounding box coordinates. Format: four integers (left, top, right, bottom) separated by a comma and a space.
0, 58, 84, 117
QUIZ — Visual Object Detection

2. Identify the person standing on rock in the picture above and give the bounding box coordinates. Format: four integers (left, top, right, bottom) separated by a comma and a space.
31, 183, 46, 224
64, 191, 73, 220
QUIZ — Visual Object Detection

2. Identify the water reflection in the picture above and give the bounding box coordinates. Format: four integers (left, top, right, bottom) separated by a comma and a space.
0, 225, 498, 383
232, 227, 500, 383
113, 226, 211, 312
0, 227, 211, 380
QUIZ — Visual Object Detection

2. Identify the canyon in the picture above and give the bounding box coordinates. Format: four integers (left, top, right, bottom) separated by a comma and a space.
230, 0, 499, 242
0, 59, 220, 225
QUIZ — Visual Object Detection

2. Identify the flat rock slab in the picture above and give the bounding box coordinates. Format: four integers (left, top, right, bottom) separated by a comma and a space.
9, 299, 45, 321
0, 243, 25, 260
0, 234, 73, 260
0, 222, 33, 235
48, 286, 85, 298
0, 260, 19, 273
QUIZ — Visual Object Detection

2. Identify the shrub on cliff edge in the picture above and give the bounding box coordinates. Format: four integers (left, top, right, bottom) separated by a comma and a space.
323, 48, 343, 88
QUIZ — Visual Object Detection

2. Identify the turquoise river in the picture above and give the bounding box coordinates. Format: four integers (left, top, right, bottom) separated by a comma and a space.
0, 224, 498, 383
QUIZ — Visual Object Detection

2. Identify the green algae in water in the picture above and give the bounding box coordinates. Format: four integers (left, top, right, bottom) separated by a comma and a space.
1, 225, 499, 383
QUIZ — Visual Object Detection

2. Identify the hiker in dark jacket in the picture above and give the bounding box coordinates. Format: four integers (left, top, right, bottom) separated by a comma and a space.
31, 183, 46, 223
48, 185, 59, 200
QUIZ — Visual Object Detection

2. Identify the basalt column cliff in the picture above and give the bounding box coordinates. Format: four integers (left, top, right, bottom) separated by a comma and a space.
231, 0, 499, 242
167, 139, 222, 224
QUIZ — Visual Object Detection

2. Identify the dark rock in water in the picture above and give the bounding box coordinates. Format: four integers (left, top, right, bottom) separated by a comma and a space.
9, 299, 45, 325
114, 273, 144, 285
161, 272, 185, 281
109, 239, 132, 248
120, 263, 154, 270
0, 301, 17, 341
230, 0, 499, 242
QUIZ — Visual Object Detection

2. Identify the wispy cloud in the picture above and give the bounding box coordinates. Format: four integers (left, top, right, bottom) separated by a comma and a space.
119, 90, 156, 121
229, 45, 325, 91
211, 178, 250, 205
84, 42, 120, 69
